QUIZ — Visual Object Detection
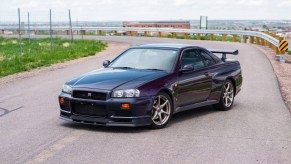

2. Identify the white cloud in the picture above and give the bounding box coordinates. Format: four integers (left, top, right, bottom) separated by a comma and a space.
238, 0, 263, 6
278, 0, 291, 7
174, 0, 191, 5
0, 0, 290, 21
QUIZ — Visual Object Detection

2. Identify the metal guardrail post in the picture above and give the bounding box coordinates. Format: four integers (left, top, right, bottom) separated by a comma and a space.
262, 39, 266, 46
255, 37, 260, 45
258, 38, 262, 45
184, 33, 189, 39
114, 31, 118, 36
1, 29, 4, 34
172, 32, 176, 38
158, 32, 162, 37
232, 35, 237, 42
197, 33, 201, 40
243, 36, 247, 43
210, 34, 214, 41
98, 30, 102, 36
81, 30, 85, 36
264, 39, 268, 46
144, 31, 148, 37
222, 34, 226, 41
130, 31, 134, 36
249, 36, 254, 44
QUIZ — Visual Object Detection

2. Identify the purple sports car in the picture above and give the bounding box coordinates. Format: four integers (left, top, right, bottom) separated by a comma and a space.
59, 44, 242, 128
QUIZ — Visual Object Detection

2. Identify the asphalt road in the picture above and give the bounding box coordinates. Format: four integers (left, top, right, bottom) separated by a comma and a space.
1, 35, 291, 164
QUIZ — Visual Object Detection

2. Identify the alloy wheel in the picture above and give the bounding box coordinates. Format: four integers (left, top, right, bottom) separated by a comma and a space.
223, 81, 234, 107
151, 95, 171, 126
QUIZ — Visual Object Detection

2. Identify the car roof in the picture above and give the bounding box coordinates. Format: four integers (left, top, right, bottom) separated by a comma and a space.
133, 44, 199, 49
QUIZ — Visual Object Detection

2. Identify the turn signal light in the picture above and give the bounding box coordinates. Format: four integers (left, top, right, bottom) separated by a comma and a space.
59, 97, 65, 103
121, 103, 130, 109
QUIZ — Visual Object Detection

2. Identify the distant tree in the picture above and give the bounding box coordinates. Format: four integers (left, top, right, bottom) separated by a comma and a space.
262, 24, 269, 30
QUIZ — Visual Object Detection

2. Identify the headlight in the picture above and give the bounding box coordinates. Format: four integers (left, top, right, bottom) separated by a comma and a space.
112, 89, 140, 98
62, 84, 72, 94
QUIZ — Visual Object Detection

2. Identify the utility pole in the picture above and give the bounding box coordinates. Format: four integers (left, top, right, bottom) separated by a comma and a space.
81, 26, 83, 40
50, 9, 52, 50
28, 12, 30, 44
69, 9, 73, 42
18, 8, 22, 56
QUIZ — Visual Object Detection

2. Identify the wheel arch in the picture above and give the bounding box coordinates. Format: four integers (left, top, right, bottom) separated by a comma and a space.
158, 88, 174, 105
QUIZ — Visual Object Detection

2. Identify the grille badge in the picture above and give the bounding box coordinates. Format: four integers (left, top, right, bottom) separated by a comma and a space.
88, 92, 92, 97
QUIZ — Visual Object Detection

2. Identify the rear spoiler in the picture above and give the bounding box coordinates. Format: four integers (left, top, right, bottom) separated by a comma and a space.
209, 49, 239, 61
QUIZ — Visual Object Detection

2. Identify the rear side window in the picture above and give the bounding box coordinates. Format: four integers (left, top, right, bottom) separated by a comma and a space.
181, 49, 205, 69
198, 50, 216, 67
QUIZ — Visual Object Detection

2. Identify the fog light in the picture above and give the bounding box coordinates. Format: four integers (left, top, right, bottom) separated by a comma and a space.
121, 103, 130, 109
59, 97, 65, 103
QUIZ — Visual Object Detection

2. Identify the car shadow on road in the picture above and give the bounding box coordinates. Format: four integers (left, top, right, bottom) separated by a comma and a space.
169, 105, 216, 126
60, 105, 220, 133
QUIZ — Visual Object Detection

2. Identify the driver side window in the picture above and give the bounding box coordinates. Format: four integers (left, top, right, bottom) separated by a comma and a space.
181, 49, 205, 69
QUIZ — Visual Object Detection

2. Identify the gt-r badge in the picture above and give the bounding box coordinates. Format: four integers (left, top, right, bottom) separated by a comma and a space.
88, 93, 92, 97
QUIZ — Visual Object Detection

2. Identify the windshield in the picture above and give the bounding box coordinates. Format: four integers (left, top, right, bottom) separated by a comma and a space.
109, 48, 178, 72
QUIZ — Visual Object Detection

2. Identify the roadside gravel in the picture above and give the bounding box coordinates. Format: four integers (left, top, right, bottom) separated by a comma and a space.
0, 42, 130, 89
253, 44, 291, 114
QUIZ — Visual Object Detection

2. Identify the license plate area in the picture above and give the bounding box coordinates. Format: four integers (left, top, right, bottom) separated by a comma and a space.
72, 102, 106, 117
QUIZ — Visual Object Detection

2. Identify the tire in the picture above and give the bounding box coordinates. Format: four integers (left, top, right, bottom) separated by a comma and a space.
214, 79, 235, 111
150, 92, 173, 129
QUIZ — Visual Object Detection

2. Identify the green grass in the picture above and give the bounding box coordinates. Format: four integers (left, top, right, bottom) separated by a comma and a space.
288, 51, 291, 55
0, 37, 107, 78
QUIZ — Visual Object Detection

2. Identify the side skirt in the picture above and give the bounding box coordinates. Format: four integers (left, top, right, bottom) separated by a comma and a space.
175, 100, 218, 113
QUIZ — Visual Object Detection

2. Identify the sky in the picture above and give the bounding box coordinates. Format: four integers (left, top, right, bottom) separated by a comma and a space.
0, 0, 291, 21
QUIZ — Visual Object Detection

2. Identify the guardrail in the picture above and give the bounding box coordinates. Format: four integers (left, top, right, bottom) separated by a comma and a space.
1, 27, 289, 54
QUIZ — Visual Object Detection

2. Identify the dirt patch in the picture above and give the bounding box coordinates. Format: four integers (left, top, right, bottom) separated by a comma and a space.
253, 45, 291, 114
0, 42, 130, 88
62, 42, 70, 47
0, 54, 4, 61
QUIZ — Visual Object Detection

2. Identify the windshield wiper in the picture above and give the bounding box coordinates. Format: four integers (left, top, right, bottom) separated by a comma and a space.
111, 67, 134, 69
143, 68, 165, 71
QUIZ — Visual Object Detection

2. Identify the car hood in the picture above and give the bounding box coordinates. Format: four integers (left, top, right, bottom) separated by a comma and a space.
67, 68, 168, 90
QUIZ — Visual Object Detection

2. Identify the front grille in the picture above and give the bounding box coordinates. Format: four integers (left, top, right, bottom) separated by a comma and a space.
73, 91, 107, 101
72, 102, 106, 117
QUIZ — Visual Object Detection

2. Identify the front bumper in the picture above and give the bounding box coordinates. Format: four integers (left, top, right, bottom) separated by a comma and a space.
59, 92, 153, 127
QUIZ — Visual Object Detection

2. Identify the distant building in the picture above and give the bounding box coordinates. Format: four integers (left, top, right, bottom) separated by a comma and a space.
123, 21, 191, 29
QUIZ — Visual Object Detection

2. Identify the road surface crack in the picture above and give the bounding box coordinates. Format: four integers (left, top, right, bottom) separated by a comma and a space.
0, 106, 23, 117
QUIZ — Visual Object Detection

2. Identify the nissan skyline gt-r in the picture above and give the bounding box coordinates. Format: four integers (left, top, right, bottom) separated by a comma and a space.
59, 44, 242, 129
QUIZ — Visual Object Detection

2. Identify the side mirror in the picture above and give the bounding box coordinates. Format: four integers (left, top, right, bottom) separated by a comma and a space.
180, 64, 194, 72
103, 60, 110, 67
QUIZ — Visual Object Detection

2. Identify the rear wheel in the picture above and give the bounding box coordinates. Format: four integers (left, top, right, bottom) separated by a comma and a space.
214, 79, 235, 111
150, 92, 173, 129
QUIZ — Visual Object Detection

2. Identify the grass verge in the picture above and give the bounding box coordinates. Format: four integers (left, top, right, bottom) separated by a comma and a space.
288, 51, 291, 55
0, 37, 107, 78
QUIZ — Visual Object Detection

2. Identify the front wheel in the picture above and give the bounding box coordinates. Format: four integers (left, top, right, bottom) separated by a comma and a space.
214, 79, 235, 111
150, 92, 173, 129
